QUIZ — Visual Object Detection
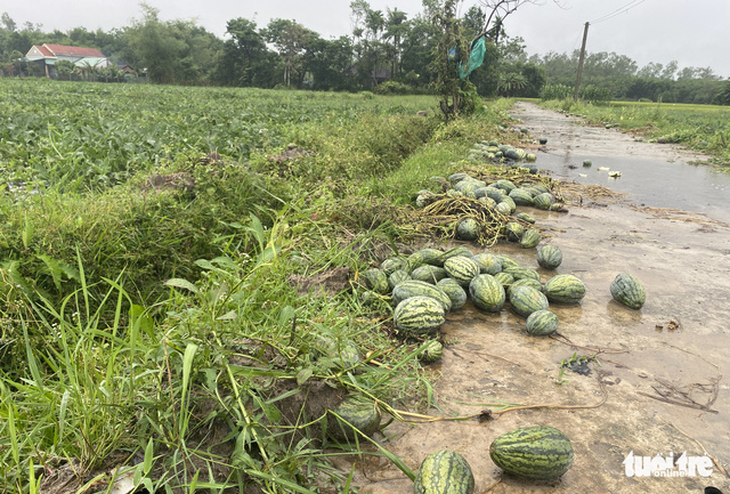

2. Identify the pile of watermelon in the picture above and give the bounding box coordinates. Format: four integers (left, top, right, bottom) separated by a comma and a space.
466, 140, 537, 171
360, 243, 588, 344
415, 169, 564, 246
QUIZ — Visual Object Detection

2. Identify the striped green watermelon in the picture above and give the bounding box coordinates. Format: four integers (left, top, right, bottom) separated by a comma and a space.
449, 172, 469, 185
505, 222, 524, 242
418, 248, 447, 266
316, 336, 360, 370
495, 202, 512, 216
483, 187, 506, 202
388, 269, 412, 290
509, 286, 549, 318
496, 256, 520, 271
444, 256, 480, 287
361, 268, 389, 294
455, 218, 480, 241
500, 195, 517, 213
494, 179, 517, 193
525, 310, 559, 336
329, 396, 382, 441
414, 450, 475, 494
610, 273, 646, 309
411, 265, 448, 284
469, 274, 506, 313
544, 274, 586, 304
520, 229, 541, 249
509, 188, 534, 206
394, 296, 445, 337
507, 278, 543, 299
380, 257, 408, 276
515, 212, 536, 224
489, 426, 574, 480
536, 245, 563, 270
493, 271, 515, 289
392, 280, 452, 312
439, 246, 474, 263
533, 193, 553, 210
437, 278, 468, 310
471, 253, 502, 275
504, 266, 540, 282
419, 339, 444, 364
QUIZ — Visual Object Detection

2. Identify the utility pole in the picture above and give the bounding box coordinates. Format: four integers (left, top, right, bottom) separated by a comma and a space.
573, 22, 590, 101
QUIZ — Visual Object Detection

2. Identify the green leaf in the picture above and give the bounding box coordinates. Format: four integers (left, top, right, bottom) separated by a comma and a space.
143, 438, 154, 475
296, 368, 313, 385
164, 278, 200, 294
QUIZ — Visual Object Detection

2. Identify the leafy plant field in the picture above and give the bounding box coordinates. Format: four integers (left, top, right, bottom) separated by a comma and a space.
0, 79, 516, 493
541, 99, 730, 168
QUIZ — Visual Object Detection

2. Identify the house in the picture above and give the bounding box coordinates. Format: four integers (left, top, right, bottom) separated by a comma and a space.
25, 43, 110, 78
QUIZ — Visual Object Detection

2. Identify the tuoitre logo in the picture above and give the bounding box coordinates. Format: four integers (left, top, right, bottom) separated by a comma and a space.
623, 450, 713, 478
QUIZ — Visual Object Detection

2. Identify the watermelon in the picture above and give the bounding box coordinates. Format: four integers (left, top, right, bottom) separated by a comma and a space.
504, 266, 540, 282
329, 396, 382, 441
380, 257, 408, 276
360, 290, 391, 307
496, 255, 520, 270
520, 229, 541, 249
414, 450, 475, 494
361, 268, 389, 294
493, 271, 515, 288
505, 222, 524, 242
533, 193, 553, 211
419, 339, 444, 364
495, 202, 512, 216
544, 274, 586, 304
526, 153, 537, 162
536, 245, 563, 270
316, 336, 360, 370
500, 195, 517, 213
471, 253, 502, 275
394, 296, 445, 337
489, 426, 574, 480
525, 310, 559, 336
437, 278, 468, 310
483, 187, 506, 202
417, 248, 447, 267
392, 280, 452, 313
509, 286, 549, 318
411, 265, 448, 284
507, 278, 543, 299
509, 188, 534, 206
443, 256, 480, 287
583, 159, 592, 167
449, 172, 469, 184
610, 273, 646, 309
469, 274, 506, 313
539, 137, 548, 145
388, 269, 412, 290
515, 212, 536, 224
438, 246, 474, 263
455, 218, 480, 241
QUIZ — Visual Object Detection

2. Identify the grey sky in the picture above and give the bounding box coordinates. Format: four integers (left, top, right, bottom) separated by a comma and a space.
4, 0, 729, 78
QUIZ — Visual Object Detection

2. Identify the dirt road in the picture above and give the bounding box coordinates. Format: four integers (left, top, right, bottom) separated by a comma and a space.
351, 102, 730, 493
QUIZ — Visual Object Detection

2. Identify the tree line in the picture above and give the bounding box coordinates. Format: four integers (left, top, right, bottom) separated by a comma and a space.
1, 3, 729, 105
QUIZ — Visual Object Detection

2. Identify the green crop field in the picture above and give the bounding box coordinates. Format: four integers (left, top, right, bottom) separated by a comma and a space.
0, 78, 520, 493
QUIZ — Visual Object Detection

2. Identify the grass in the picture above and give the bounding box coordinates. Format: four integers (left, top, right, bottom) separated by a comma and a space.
540, 98, 730, 168
0, 79, 519, 493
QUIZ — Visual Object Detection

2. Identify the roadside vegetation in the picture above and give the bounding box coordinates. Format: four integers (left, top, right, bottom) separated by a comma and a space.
0, 78, 516, 493
540, 97, 730, 169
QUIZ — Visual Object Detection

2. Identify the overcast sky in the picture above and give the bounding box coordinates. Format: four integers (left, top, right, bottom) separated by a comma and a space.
4, 0, 730, 78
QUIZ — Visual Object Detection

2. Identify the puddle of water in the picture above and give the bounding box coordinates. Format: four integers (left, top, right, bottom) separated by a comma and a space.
537, 152, 730, 223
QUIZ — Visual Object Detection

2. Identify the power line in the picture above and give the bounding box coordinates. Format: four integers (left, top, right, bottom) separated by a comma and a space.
591, 0, 648, 24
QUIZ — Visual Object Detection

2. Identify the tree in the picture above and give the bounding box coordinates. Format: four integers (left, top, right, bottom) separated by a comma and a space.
263, 19, 319, 88
217, 18, 271, 87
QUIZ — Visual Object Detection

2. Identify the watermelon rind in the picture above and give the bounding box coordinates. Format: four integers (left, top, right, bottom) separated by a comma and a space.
471, 253, 502, 275
610, 273, 646, 309
525, 310, 559, 336
536, 245, 563, 270
489, 426, 574, 480
509, 285, 549, 318
437, 278, 468, 310
443, 256, 481, 287
392, 280, 453, 313
544, 274, 586, 304
414, 450, 475, 494
393, 296, 446, 337
329, 396, 382, 441
469, 274, 506, 313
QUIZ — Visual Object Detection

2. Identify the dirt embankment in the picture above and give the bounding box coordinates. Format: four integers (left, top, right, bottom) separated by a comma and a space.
347, 102, 730, 494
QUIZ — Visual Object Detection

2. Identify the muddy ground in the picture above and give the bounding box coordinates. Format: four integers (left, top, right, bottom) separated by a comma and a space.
344, 102, 730, 493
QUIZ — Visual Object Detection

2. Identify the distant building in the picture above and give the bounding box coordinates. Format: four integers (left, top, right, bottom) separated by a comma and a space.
25, 43, 110, 78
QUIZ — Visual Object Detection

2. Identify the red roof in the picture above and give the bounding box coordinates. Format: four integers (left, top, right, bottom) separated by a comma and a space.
36, 45, 54, 57
43, 44, 105, 58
